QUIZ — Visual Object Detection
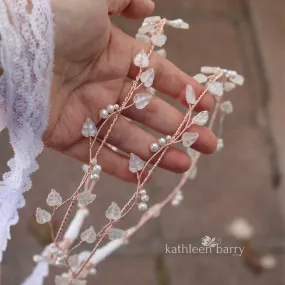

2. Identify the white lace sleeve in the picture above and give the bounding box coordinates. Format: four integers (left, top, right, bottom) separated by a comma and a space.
0, 0, 54, 261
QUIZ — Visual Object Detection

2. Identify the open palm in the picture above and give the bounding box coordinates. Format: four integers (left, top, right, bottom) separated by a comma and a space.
44, 0, 217, 182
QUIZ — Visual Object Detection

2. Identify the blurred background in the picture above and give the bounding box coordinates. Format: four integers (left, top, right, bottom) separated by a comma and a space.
1, 0, 284, 284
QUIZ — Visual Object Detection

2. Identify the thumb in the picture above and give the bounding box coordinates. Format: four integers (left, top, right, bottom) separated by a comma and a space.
107, 0, 155, 19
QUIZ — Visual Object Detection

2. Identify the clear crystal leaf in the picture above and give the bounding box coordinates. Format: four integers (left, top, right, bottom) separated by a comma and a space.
224, 82, 236, 92
151, 34, 167, 47
68, 255, 79, 268
77, 192, 96, 207
230, 74, 244, 86
129, 153, 145, 173
81, 226, 96, 243
105, 202, 121, 220
156, 49, 167, 58
140, 68, 155, 88
207, 82, 224, 96
216, 138, 224, 152
134, 50, 149, 67
186, 85, 196, 105
193, 73, 208, 84
46, 189, 62, 207
36, 208, 51, 224
182, 132, 199, 148
168, 19, 189, 29
220, 101, 233, 114
201, 66, 217, 74
133, 93, 152, 110
82, 119, 97, 137
136, 34, 151, 44
143, 16, 161, 25
188, 166, 198, 180
55, 276, 69, 285
109, 228, 126, 241
138, 23, 153, 34
193, 111, 209, 126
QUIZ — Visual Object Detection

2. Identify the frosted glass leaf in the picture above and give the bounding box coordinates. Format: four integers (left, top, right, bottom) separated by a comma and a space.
168, 19, 189, 29
129, 153, 145, 173
220, 101, 233, 114
55, 276, 69, 285
133, 93, 152, 110
182, 132, 199, 147
82, 164, 89, 173
81, 226, 96, 243
143, 16, 161, 25
188, 166, 198, 180
207, 82, 224, 96
230, 74, 244, 86
201, 66, 217, 74
186, 147, 199, 159
68, 255, 79, 268
109, 228, 126, 240
140, 69, 155, 88
193, 73, 208, 84
82, 119, 97, 137
138, 24, 153, 34
224, 82, 236, 92
151, 34, 167, 47
77, 192, 96, 207
216, 138, 224, 152
134, 50, 149, 68
105, 202, 121, 220
156, 48, 167, 58
46, 189, 62, 207
193, 111, 209, 126
136, 34, 150, 44
186, 85, 196, 105
36, 208, 51, 224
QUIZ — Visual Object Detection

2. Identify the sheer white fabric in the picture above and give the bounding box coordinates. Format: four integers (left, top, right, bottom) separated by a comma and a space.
0, 0, 53, 260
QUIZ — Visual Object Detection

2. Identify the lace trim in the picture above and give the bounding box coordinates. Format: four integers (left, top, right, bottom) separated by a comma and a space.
0, 0, 53, 260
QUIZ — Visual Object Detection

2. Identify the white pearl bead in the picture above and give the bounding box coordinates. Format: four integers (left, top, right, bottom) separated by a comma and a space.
166, 135, 172, 142
91, 173, 100, 181
158, 137, 166, 146
150, 143, 159, 152
107, 104, 115, 113
141, 194, 149, 202
138, 202, 148, 212
114, 104, 120, 111
99, 109, 108, 119
139, 189, 147, 196
93, 164, 102, 174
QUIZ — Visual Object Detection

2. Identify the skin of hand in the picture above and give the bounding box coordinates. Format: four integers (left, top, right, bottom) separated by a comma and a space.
44, 0, 217, 182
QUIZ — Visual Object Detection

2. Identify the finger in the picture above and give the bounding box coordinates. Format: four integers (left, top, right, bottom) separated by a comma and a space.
110, 27, 214, 111
119, 83, 217, 154
107, 0, 155, 19
64, 139, 138, 183
98, 115, 192, 173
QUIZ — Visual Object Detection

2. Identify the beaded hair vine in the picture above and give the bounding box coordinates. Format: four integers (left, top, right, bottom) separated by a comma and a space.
30, 16, 244, 285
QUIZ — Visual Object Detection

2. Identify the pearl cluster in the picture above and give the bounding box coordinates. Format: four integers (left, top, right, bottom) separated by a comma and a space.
137, 189, 149, 212
99, 104, 120, 119
90, 159, 102, 181
150, 135, 172, 153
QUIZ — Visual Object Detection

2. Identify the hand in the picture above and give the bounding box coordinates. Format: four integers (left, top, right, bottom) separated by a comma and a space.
44, 0, 217, 182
